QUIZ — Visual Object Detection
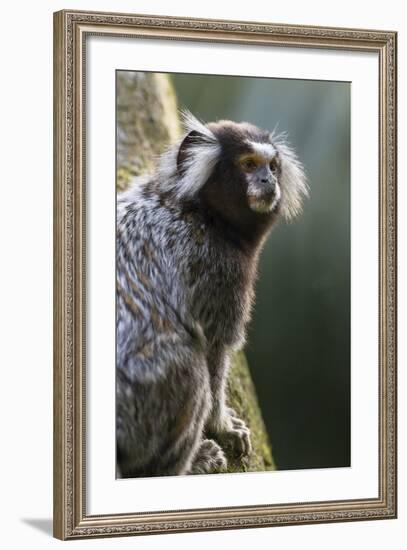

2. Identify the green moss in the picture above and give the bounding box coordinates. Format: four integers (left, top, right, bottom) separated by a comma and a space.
225, 351, 276, 473
116, 72, 181, 192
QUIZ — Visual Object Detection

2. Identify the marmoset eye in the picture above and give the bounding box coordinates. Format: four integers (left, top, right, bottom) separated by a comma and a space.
243, 158, 257, 171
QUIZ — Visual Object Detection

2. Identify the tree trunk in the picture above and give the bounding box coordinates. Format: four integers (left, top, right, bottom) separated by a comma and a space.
116, 71, 276, 473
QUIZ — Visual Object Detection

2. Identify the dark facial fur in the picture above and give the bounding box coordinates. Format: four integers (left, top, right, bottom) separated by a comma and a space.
195, 121, 283, 249
116, 111, 307, 478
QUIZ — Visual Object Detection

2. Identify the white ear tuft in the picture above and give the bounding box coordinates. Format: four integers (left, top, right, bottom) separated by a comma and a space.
175, 146, 221, 200
157, 111, 221, 199
171, 110, 220, 199
180, 109, 217, 143
273, 133, 308, 220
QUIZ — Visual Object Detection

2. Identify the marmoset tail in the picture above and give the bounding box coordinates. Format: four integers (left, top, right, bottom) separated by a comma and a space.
116, 111, 308, 477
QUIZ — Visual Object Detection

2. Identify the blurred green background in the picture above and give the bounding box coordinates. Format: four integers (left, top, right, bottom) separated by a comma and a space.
171, 73, 350, 471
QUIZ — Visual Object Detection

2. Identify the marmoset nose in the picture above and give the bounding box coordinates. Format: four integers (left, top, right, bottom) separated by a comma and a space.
257, 165, 274, 188
259, 177, 276, 196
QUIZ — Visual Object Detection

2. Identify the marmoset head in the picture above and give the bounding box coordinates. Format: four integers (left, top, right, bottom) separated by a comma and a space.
159, 111, 308, 226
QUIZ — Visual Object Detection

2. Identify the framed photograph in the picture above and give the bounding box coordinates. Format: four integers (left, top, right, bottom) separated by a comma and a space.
53, 9, 397, 540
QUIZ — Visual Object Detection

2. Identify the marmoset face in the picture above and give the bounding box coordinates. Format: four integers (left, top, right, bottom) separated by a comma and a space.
172, 113, 307, 225
238, 146, 282, 214
199, 120, 285, 221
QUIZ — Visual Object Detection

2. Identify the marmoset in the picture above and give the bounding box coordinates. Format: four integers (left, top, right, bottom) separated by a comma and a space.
116, 111, 307, 477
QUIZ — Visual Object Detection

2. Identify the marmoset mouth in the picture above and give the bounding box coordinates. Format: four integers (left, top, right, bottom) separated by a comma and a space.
247, 190, 280, 214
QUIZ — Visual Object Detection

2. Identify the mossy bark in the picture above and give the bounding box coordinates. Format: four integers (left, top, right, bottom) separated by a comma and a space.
116, 71, 276, 473
117, 72, 180, 191
226, 352, 275, 472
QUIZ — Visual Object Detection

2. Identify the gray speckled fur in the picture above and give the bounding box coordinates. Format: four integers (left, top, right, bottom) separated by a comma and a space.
116, 113, 307, 478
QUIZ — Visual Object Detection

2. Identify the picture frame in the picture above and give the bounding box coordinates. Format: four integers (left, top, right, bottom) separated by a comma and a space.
53, 9, 397, 540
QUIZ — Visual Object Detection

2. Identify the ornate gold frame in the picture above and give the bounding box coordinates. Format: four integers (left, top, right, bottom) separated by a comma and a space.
53, 9, 397, 540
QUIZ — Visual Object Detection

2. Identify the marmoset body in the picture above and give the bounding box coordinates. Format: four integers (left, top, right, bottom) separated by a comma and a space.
116, 112, 307, 477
